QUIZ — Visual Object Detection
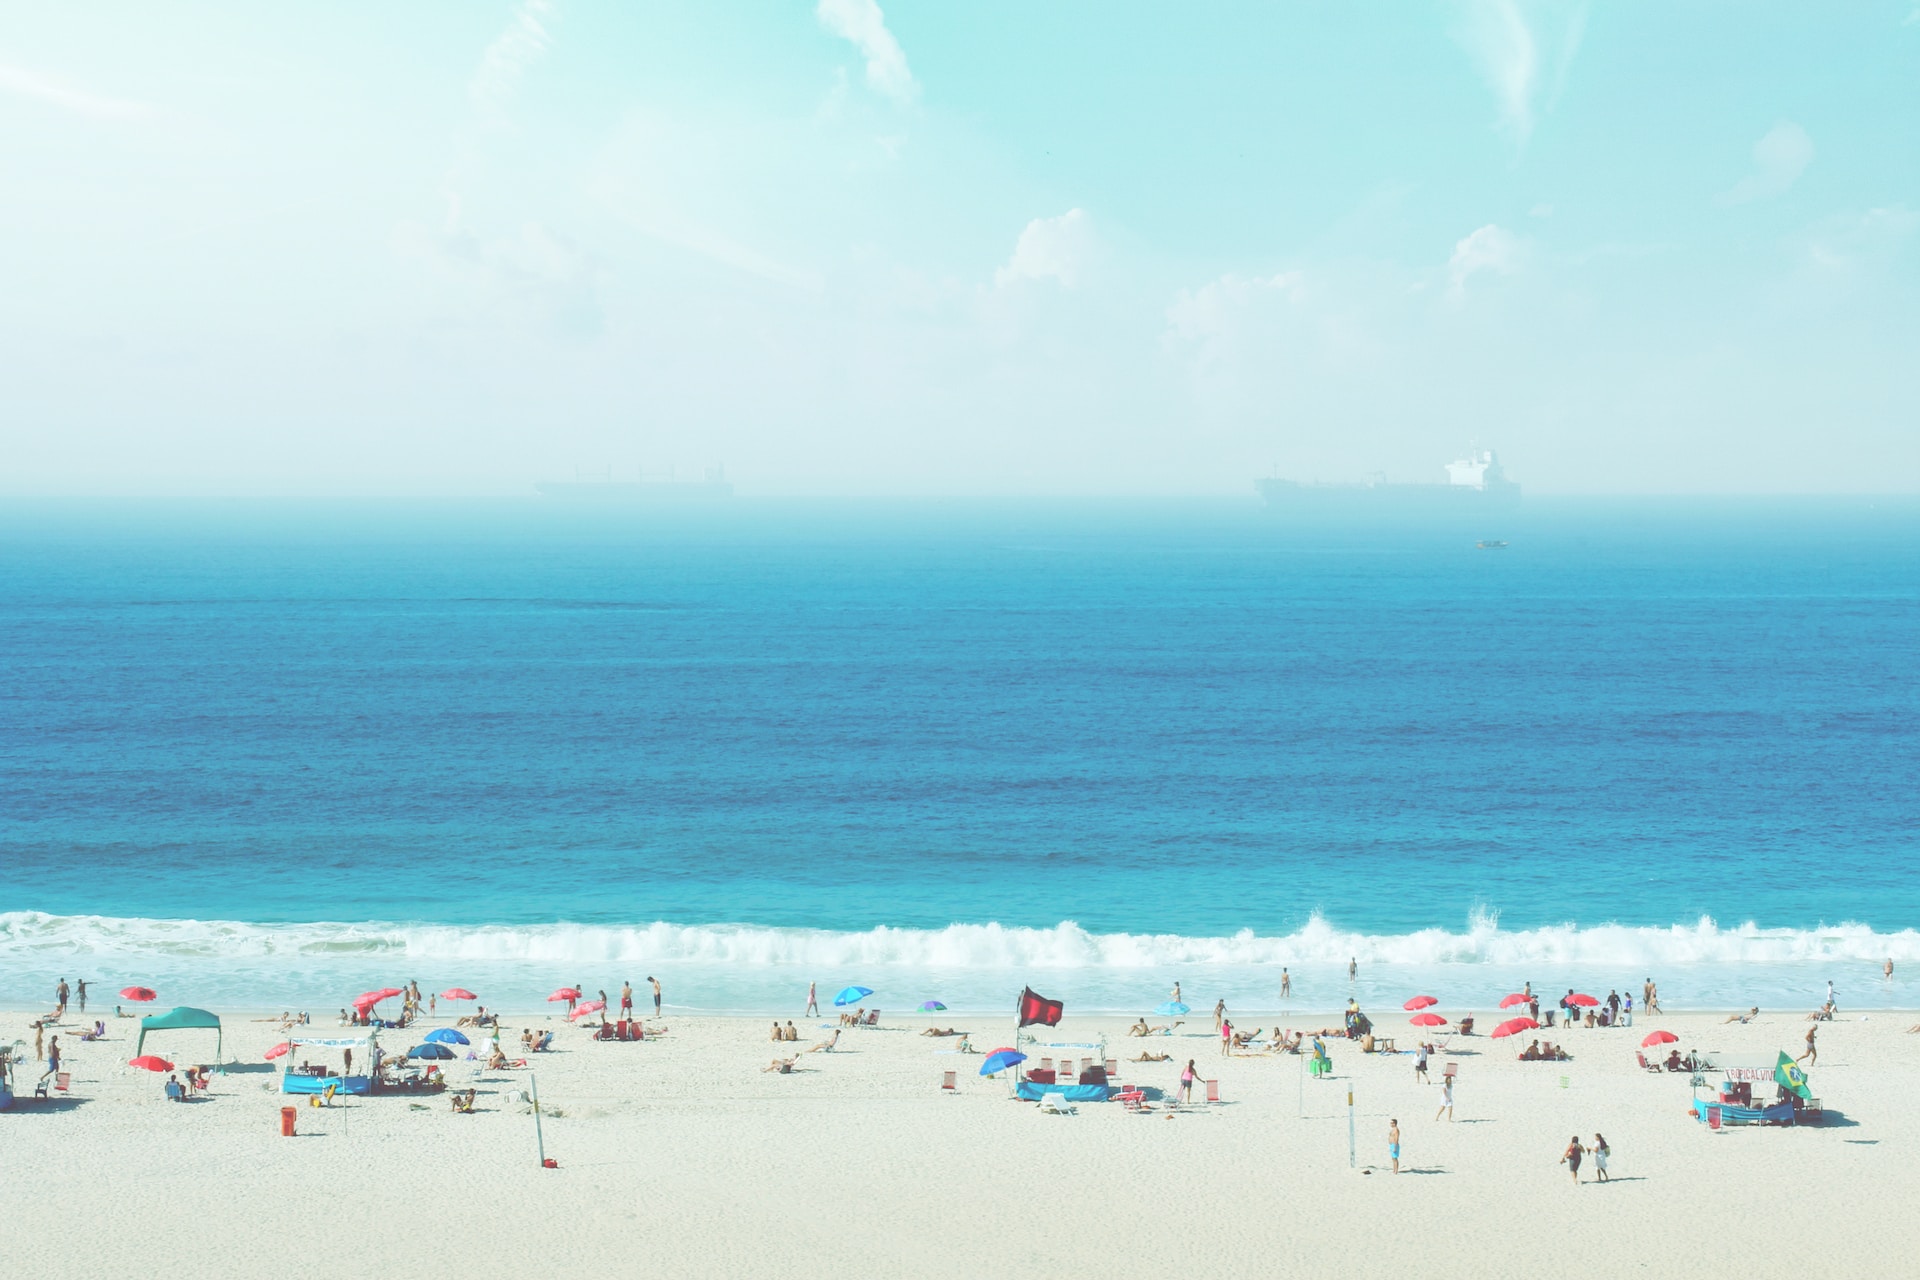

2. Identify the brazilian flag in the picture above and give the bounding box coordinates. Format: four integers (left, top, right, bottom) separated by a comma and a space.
1775, 1051, 1811, 1100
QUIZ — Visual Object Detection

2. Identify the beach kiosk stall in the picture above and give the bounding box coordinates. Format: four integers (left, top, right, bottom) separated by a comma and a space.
135, 1007, 223, 1068
1691, 1053, 1819, 1128
282, 1029, 379, 1097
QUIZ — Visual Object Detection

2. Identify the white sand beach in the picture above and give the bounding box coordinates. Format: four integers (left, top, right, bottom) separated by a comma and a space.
5, 1005, 1917, 1278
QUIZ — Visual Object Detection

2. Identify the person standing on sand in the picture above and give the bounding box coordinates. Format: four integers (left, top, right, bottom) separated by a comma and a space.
1591, 1134, 1611, 1182
1560, 1135, 1584, 1184
1171, 981, 1182, 1004
1435, 1076, 1454, 1121
1388, 1119, 1402, 1174
76, 980, 87, 1014
805, 982, 818, 1016
1179, 1059, 1199, 1104
621, 981, 634, 1018
1826, 979, 1837, 1013
34, 1024, 44, 1062
44, 1035, 59, 1086
1280, 969, 1291, 999
1220, 1019, 1233, 1056
56, 978, 69, 1018
566, 986, 578, 1015
1622, 993, 1633, 1027
1645, 978, 1659, 1013
1415, 1043, 1430, 1084
649, 976, 662, 1017
1213, 999, 1226, 1031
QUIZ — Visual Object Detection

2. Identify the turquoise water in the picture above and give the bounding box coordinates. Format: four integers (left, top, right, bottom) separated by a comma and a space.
3, 498, 1917, 1014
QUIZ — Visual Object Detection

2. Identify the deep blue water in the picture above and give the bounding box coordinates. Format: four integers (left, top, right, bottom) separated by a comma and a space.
2, 498, 1917, 1011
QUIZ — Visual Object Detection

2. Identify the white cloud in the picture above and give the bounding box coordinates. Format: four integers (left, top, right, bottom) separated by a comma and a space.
1805, 206, 1918, 273
0, 65, 150, 121
1448, 224, 1523, 296
1165, 272, 1302, 344
470, 0, 557, 120
816, 0, 917, 105
1719, 122, 1814, 205
995, 209, 1091, 288
1453, 0, 1586, 144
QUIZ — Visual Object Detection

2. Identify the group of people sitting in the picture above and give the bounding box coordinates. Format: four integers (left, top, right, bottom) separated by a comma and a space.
162, 1067, 209, 1101
1518, 1039, 1571, 1061
519, 1028, 555, 1052
450, 1088, 478, 1113
769, 1021, 802, 1041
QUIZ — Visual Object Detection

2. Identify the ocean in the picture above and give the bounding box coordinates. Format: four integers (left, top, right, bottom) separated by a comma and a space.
3, 497, 1917, 1017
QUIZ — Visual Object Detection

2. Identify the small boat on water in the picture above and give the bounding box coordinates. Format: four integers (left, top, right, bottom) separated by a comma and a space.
1476, 540, 1509, 550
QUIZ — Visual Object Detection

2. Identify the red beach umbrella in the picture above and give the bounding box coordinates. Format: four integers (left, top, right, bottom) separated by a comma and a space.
129, 1055, 173, 1072
1409, 1012, 1447, 1028
1567, 993, 1599, 1007
1491, 1017, 1540, 1039
568, 999, 606, 1021
1641, 1030, 1679, 1047
1403, 995, 1438, 1011
547, 988, 581, 1003
440, 988, 478, 1001
120, 986, 158, 1002
1498, 993, 1531, 1009
264, 1042, 291, 1060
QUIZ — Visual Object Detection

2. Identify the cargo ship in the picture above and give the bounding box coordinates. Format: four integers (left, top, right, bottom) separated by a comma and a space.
536, 466, 733, 502
1256, 449, 1520, 508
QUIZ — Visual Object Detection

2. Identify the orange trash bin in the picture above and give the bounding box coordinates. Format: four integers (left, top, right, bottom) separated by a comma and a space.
280, 1106, 297, 1137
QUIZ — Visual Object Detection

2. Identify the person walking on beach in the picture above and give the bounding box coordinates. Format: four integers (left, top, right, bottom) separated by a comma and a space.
56, 978, 69, 1018
44, 1035, 59, 1087
1435, 1076, 1454, 1121
1348, 958, 1357, 983
1280, 969, 1291, 999
1220, 1019, 1233, 1056
621, 981, 634, 1018
1645, 978, 1660, 1013
805, 981, 818, 1016
1826, 979, 1837, 1013
1179, 1059, 1199, 1104
1388, 1119, 1402, 1175
1213, 999, 1226, 1031
648, 976, 662, 1017
1591, 1133, 1611, 1182
1560, 1135, 1584, 1184
1800, 1025, 1818, 1065
1415, 1043, 1430, 1084
76, 979, 87, 1014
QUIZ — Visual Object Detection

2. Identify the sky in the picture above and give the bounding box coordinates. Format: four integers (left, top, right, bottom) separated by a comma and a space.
2, 1, 1917, 497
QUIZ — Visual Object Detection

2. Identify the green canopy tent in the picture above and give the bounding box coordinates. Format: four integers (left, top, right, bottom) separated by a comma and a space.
135, 1007, 222, 1066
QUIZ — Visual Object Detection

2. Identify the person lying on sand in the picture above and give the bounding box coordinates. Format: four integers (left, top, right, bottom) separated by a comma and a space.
1725, 1007, 1759, 1024
1132, 1051, 1172, 1062
806, 1030, 840, 1053
1142, 1021, 1184, 1035
763, 1057, 798, 1073
920, 1027, 969, 1037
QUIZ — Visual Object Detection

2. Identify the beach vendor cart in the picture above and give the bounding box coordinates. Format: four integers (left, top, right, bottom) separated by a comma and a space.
1015, 1034, 1115, 1103
282, 1029, 381, 1097
1691, 1053, 1819, 1129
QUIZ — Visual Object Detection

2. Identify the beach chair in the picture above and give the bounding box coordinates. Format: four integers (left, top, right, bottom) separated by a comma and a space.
1038, 1090, 1075, 1115
1116, 1089, 1146, 1111
863, 1010, 880, 1026
55, 1072, 71, 1093
1039, 1057, 1052, 1074
1104, 1058, 1117, 1077
1443, 1061, 1458, 1083
1205, 1079, 1221, 1103
941, 1070, 956, 1091
1635, 1052, 1662, 1074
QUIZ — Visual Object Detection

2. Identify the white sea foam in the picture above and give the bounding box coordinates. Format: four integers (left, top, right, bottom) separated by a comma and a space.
6, 910, 1918, 969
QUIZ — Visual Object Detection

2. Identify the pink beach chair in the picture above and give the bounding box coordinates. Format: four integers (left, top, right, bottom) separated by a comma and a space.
1205, 1079, 1220, 1104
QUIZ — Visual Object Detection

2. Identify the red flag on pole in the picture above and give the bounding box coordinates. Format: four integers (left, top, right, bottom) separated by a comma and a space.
1018, 987, 1064, 1028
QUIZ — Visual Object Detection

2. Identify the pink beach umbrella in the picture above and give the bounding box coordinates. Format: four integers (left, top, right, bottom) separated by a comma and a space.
264, 1042, 291, 1060
1403, 995, 1438, 1011
568, 999, 606, 1021
120, 986, 158, 1002
1641, 1030, 1679, 1048
1566, 993, 1599, 1007
547, 987, 581, 1003
129, 1055, 173, 1072
1498, 993, 1531, 1009
1409, 1012, 1447, 1028
1491, 1017, 1540, 1039
440, 988, 478, 1002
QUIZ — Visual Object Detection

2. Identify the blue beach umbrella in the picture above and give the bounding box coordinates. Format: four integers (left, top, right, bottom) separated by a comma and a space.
408, 1043, 455, 1060
980, 1049, 1027, 1077
834, 986, 874, 1007
1155, 1002, 1191, 1017
919, 1000, 947, 1012
424, 1028, 469, 1045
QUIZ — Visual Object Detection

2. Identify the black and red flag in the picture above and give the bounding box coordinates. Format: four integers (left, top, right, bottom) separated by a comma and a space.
1017, 986, 1064, 1027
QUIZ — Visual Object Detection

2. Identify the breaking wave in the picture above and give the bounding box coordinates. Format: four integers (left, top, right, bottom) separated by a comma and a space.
6, 910, 1918, 969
